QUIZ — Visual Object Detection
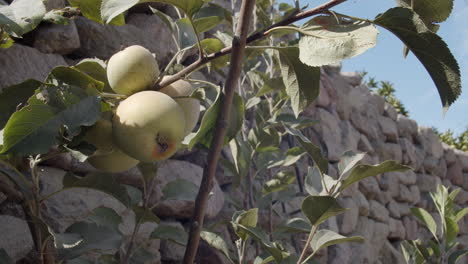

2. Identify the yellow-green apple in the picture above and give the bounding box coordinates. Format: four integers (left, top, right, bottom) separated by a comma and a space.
107, 45, 159, 95
159, 76, 200, 136
112, 91, 186, 162
84, 119, 139, 172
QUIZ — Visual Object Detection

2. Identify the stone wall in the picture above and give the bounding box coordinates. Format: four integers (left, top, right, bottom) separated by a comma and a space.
0, 1, 467, 263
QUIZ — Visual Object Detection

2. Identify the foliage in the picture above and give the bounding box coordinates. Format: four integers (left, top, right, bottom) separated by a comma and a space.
401, 184, 468, 264
434, 128, 468, 152
0, 0, 462, 263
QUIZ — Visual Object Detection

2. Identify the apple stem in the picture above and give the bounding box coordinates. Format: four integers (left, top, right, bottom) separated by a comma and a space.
181, 0, 256, 263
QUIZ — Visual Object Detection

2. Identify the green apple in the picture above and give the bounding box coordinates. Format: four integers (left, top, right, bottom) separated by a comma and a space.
159, 76, 200, 136
107, 45, 159, 95
112, 91, 186, 162
85, 119, 139, 172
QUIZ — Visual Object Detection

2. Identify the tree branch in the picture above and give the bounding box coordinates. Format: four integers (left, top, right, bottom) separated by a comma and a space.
154, 0, 349, 90
181, 0, 256, 263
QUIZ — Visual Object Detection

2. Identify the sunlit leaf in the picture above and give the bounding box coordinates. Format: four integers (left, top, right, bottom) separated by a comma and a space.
0, 0, 45, 37
201, 231, 234, 263
262, 171, 295, 196
310, 229, 363, 254
410, 208, 438, 240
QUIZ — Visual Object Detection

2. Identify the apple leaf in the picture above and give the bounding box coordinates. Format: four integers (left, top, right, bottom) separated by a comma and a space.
310, 229, 364, 254
0, 0, 45, 37
298, 15, 379, 67
232, 208, 258, 241
0, 79, 43, 130
200, 231, 234, 263
396, 0, 453, 24
193, 16, 223, 34
337, 151, 366, 178
374, 7, 461, 110
410, 208, 438, 240
69, 0, 125, 25
73, 58, 111, 92
188, 88, 244, 150
176, 17, 198, 49
448, 250, 468, 264
0, 30, 13, 48
276, 47, 320, 117
149, 0, 205, 17
48, 66, 105, 93
151, 224, 188, 246
1, 86, 101, 155
275, 218, 311, 234
301, 196, 347, 226
56, 207, 123, 260
62, 172, 131, 207
262, 171, 296, 196
0, 164, 33, 200
132, 205, 160, 224
162, 178, 198, 201
339, 160, 411, 192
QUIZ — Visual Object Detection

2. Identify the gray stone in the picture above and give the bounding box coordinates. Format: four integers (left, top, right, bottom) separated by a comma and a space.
154, 160, 224, 219
376, 142, 403, 164
73, 13, 177, 65
341, 71, 362, 86
403, 216, 418, 240
0, 44, 67, 88
398, 202, 411, 217
418, 126, 444, 159
409, 185, 421, 205
352, 217, 390, 263
45, 0, 67, 10
447, 162, 464, 186
388, 218, 406, 240
376, 191, 392, 205
396, 184, 413, 203
455, 149, 468, 171
322, 62, 342, 75
455, 189, 468, 205
416, 173, 440, 192
337, 198, 359, 235
400, 138, 419, 169
350, 111, 381, 141
0, 215, 34, 261
354, 191, 370, 216
443, 143, 457, 165
387, 200, 400, 218
422, 156, 443, 177
0, 191, 6, 204
359, 177, 381, 200
384, 102, 398, 121
379, 241, 406, 264
33, 21, 80, 55
315, 81, 331, 108
159, 221, 186, 262
358, 133, 375, 154
369, 200, 389, 223
379, 172, 400, 197
378, 116, 399, 143
396, 114, 418, 140
399, 170, 417, 185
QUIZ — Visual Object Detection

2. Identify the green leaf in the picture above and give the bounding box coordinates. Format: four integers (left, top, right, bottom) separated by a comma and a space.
0, 0, 45, 37
0, 30, 13, 48
68, 0, 125, 25
445, 216, 459, 245
301, 196, 347, 226
56, 207, 123, 260
48, 66, 105, 92
200, 231, 234, 263
151, 224, 188, 246
338, 151, 366, 178
276, 47, 320, 117
310, 229, 364, 254
304, 166, 338, 196
396, 0, 453, 23
275, 218, 311, 234
262, 171, 295, 196
0, 248, 13, 264
266, 113, 318, 130
200, 38, 229, 68
73, 58, 111, 92
1, 94, 101, 155
162, 178, 198, 201
233, 225, 286, 263
374, 7, 461, 110
188, 89, 244, 150
0, 79, 43, 129
282, 125, 328, 173
100, 0, 138, 24
150, 0, 204, 17
132, 206, 160, 224
454, 208, 468, 222
410, 207, 438, 240
62, 172, 131, 207
298, 15, 378, 67
232, 208, 258, 240
448, 250, 468, 264
248, 127, 281, 153
267, 147, 306, 168
176, 17, 198, 49
193, 16, 223, 34
340, 160, 411, 192
149, 6, 177, 33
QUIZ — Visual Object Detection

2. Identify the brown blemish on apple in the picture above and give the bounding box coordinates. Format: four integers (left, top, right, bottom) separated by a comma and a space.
152, 133, 175, 160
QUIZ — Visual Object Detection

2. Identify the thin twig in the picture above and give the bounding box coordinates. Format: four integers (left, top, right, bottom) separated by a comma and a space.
153, 0, 349, 90
297, 224, 318, 264
182, 0, 256, 263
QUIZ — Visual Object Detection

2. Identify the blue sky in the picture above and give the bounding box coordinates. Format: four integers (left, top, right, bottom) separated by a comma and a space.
284, 0, 468, 134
